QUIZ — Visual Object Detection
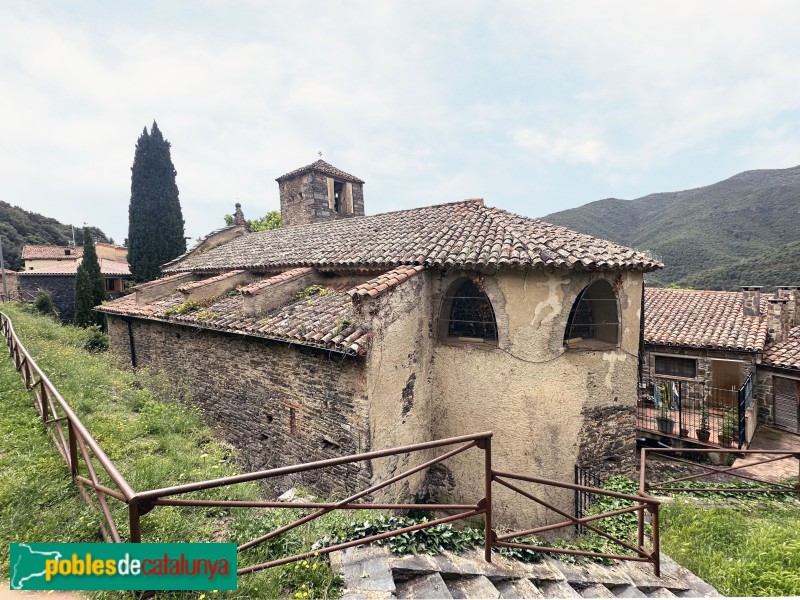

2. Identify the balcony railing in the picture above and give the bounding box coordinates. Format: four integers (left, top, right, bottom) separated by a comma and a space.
637, 374, 754, 448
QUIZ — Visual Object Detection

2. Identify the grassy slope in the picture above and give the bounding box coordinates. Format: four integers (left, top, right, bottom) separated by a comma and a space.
0, 303, 346, 599
544, 166, 800, 288
661, 502, 800, 597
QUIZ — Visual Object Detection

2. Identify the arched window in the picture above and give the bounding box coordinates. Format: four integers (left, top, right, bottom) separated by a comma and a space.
564, 280, 619, 348
439, 278, 498, 344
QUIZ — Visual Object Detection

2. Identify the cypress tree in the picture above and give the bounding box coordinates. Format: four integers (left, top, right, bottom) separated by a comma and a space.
128, 121, 186, 282
74, 228, 106, 327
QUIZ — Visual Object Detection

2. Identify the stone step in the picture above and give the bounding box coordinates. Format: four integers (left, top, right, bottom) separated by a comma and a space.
496, 578, 546, 599
646, 588, 677, 598
538, 579, 583, 598
579, 583, 618, 598
446, 575, 502, 599
396, 572, 453, 599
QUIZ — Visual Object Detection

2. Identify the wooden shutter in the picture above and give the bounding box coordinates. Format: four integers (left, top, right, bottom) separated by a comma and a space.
773, 376, 799, 433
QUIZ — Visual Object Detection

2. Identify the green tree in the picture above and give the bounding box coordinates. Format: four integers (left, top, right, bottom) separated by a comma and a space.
74, 228, 106, 327
128, 121, 186, 282
223, 210, 282, 232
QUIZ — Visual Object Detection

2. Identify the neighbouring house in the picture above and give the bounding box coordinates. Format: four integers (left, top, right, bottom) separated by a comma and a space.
640, 286, 800, 446
98, 160, 661, 526
19, 243, 131, 322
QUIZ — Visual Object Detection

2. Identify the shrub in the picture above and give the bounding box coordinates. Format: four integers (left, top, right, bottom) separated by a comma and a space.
32, 290, 57, 317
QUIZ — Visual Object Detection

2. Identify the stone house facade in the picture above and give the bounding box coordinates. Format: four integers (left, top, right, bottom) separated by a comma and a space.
19, 244, 131, 322
642, 286, 800, 444
100, 160, 661, 526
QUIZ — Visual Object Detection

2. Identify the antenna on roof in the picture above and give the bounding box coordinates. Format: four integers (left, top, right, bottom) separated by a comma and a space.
318, 151, 322, 158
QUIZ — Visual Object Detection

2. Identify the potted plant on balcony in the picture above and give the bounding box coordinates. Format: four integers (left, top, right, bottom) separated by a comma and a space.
656, 400, 675, 435
718, 407, 737, 447
696, 404, 711, 443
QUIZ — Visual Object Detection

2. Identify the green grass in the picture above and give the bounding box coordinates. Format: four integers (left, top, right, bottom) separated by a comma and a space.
661, 502, 800, 597
0, 303, 351, 599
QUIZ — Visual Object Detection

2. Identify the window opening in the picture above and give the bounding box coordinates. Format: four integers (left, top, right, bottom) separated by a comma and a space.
445, 279, 498, 341
333, 181, 344, 213
654, 355, 697, 379
105, 278, 115, 292
564, 280, 619, 348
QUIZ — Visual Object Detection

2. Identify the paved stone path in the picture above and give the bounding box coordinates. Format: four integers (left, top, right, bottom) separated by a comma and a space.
330, 547, 719, 599
732, 426, 799, 483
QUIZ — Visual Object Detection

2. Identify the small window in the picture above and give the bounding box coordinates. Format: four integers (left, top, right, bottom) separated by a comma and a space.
105, 279, 115, 292
440, 278, 498, 343
564, 280, 619, 348
64, 249, 71, 256
655, 356, 697, 379
333, 181, 344, 213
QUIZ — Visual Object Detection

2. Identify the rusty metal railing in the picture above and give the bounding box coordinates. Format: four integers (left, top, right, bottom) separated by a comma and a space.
490, 470, 661, 575
2, 308, 663, 580
640, 447, 800, 498
1, 311, 135, 542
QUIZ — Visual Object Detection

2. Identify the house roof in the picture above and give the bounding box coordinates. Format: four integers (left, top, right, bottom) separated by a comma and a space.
762, 326, 800, 371
99, 267, 428, 354
19, 258, 131, 277
22, 245, 83, 260
275, 159, 365, 184
644, 288, 770, 352
164, 200, 661, 274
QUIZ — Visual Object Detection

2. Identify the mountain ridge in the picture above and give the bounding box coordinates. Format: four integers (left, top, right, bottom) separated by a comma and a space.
543, 165, 800, 289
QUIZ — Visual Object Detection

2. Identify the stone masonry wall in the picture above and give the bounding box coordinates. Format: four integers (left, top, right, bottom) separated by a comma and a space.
106, 316, 372, 498
279, 172, 365, 227
19, 275, 76, 322
577, 406, 638, 479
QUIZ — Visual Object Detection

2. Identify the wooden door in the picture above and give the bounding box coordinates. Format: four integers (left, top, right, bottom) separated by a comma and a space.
773, 376, 800, 433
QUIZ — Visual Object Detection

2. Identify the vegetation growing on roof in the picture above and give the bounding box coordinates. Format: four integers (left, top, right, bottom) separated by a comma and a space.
293, 285, 332, 302
163, 299, 204, 316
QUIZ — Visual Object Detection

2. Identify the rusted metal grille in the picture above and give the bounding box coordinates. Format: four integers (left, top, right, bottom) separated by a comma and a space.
446, 280, 498, 340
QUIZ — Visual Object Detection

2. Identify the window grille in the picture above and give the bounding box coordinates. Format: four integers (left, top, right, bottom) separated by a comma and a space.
444, 279, 498, 341
564, 280, 619, 346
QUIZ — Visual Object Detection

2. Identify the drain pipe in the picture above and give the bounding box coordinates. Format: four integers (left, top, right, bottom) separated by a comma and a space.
123, 317, 137, 368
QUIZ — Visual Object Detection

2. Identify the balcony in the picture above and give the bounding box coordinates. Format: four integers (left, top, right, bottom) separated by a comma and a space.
637, 374, 755, 449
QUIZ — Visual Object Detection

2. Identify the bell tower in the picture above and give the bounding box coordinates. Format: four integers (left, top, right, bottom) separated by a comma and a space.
277, 159, 365, 227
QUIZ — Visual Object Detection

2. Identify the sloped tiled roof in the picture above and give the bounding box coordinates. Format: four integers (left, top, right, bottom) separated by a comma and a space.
100, 271, 374, 355
349, 265, 425, 300
165, 200, 661, 274
19, 258, 131, 277
762, 326, 800, 371
644, 288, 770, 352
22, 245, 83, 260
276, 159, 365, 184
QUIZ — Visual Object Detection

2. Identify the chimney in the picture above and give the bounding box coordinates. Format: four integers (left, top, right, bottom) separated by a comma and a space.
767, 297, 790, 344
741, 286, 762, 317
776, 286, 799, 329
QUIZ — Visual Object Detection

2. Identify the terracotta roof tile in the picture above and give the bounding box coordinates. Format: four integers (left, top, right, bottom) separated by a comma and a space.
176, 270, 245, 293
165, 200, 660, 274
22, 245, 83, 260
18, 258, 130, 277
762, 326, 800, 371
240, 268, 314, 296
275, 159, 365, 184
99, 269, 419, 355
644, 288, 770, 352
348, 265, 425, 300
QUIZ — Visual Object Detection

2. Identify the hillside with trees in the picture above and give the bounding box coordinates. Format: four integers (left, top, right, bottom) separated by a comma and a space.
0, 200, 111, 271
544, 165, 800, 289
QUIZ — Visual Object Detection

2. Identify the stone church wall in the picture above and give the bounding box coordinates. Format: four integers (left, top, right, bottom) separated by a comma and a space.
106, 316, 371, 498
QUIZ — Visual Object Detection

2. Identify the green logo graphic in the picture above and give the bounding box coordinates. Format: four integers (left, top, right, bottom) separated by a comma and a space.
10, 543, 237, 591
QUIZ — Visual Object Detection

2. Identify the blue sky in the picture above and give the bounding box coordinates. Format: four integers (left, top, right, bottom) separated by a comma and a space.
3, 1, 800, 245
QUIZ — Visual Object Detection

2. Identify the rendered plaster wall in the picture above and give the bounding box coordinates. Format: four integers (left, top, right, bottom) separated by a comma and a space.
361, 273, 438, 503
428, 269, 644, 527
106, 316, 371, 498
19, 274, 76, 322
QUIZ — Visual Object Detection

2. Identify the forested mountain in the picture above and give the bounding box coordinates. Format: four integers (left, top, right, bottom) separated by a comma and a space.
0, 201, 111, 271
544, 166, 800, 290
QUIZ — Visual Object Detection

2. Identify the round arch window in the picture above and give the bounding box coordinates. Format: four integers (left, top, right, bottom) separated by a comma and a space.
564, 280, 619, 348
439, 278, 498, 344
